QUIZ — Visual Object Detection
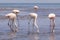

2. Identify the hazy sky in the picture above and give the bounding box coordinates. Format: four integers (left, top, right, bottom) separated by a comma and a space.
0, 0, 60, 3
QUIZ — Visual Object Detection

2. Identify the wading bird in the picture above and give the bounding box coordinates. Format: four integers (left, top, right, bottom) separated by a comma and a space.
48, 13, 56, 32
33, 6, 39, 12
12, 9, 20, 27
28, 13, 39, 33
5, 9, 20, 32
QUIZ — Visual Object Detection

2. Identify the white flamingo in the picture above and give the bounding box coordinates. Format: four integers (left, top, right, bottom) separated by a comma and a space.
12, 9, 20, 27
48, 13, 56, 32
5, 9, 20, 32
28, 13, 39, 33
33, 6, 39, 12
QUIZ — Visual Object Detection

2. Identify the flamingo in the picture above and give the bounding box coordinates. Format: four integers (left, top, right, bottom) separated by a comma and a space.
5, 9, 20, 32
33, 6, 39, 13
48, 13, 56, 32
28, 13, 39, 33
34, 6, 39, 10
12, 9, 20, 27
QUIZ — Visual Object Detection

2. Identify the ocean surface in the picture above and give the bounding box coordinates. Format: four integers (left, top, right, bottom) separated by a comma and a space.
0, 3, 60, 40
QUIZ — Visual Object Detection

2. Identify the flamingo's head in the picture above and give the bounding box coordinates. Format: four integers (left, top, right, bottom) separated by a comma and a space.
12, 9, 20, 15
34, 6, 39, 9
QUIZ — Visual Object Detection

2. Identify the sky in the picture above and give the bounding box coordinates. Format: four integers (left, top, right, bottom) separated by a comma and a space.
0, 0, 60, 3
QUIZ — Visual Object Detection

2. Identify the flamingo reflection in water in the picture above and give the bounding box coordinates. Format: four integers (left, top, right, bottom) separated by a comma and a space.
48, 13, 56, 32
29, 33, 39, 40
49, 32, 55, 40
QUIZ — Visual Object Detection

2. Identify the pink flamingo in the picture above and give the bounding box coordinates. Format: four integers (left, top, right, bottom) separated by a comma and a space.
28, 13, 39, 33
48, 13, 56, 32
5, 9, 20, 32
33, 6, 39, 12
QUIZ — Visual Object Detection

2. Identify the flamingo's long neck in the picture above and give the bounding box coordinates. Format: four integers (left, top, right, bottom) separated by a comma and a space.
34, 9, 38, 13
33, 18, 37, 25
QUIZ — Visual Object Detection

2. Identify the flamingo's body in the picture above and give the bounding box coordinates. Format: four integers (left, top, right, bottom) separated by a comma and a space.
28, 13, 39, 33
48, 13, 56, 32
6, 13, 16, 20
5, 9, 20, 32
48, 13, 55, 19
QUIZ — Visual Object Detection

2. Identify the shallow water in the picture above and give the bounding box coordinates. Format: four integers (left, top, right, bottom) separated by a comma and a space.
0, 16, 60, 40
0, 3, 60, 40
